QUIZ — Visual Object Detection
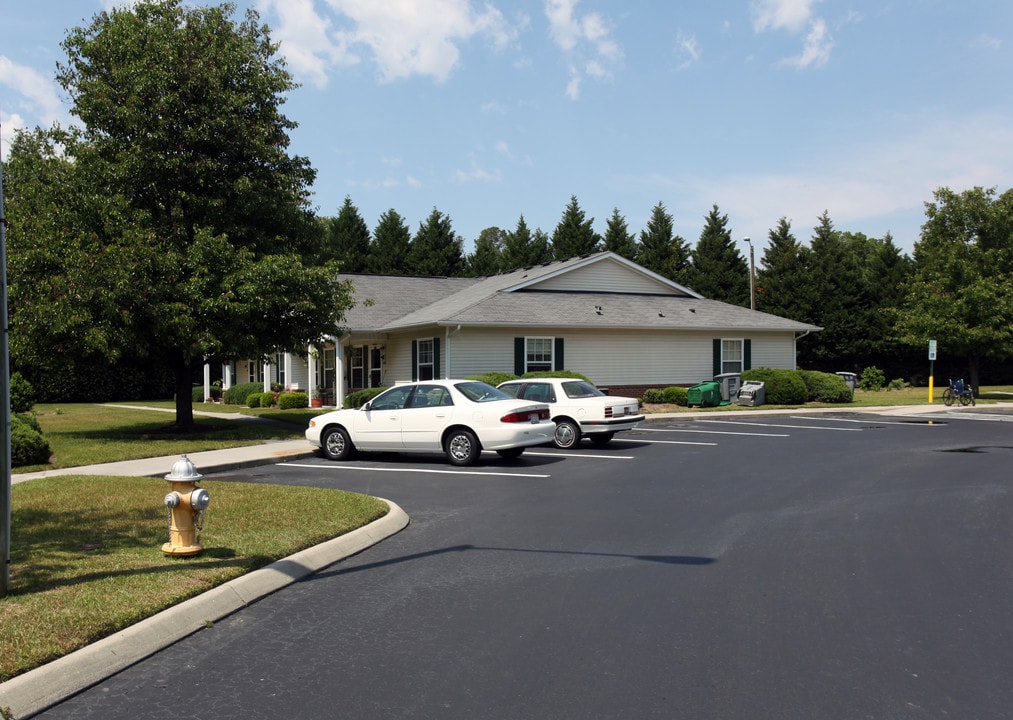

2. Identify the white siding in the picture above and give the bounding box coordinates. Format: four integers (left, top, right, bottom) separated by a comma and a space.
528, 261, 677, 295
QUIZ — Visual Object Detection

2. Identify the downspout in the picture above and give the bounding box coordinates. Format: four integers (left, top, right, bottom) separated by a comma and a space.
793, 330, 811, 370
445, 325, 462, 379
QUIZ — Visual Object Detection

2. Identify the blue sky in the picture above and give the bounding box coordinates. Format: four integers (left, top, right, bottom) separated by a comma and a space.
2, 0, 1011, 257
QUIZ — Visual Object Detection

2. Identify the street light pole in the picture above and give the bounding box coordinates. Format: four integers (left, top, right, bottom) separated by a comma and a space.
743, 236, 755, 311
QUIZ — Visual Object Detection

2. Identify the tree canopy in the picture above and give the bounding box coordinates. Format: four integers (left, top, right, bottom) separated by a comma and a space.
551, 196, 601, 259
7, 0, 352, 426
686, 205, 748, 304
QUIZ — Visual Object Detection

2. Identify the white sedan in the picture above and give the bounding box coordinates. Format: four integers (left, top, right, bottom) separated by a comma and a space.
306, 380, 554, 466
497, 378, 644, 449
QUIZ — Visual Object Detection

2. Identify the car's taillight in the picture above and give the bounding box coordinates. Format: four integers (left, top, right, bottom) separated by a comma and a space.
501, 408, 549, 423
605, 407, 613, 418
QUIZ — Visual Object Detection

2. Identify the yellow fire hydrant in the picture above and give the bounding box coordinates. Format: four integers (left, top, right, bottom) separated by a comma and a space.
161, 454, 211, 557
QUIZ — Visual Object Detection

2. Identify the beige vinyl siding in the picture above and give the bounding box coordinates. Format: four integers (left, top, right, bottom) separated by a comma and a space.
749, 333, 798, 370
527, 261, 677, 295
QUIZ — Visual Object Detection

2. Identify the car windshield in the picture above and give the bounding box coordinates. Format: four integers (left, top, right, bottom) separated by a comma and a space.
562, 380, 605, 399
454, 381, 513, 403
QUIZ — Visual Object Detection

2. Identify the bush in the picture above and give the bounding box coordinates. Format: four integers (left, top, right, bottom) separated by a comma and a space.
466, 372, 518, 387
642, 388, 664, 403
741, 368, 808, 405
12, 414, 51, 467
858, 366, 886, 391
246, 392, 262, 408
278, 392, 308, 409
10, 372, 35, 414
887, 378, 910, 391
345, 386, 387, 409
258, 392, 276, 408
798, 370, 853, 403
225, 382, 263, 405
520, 370, 593, 382
662, 386, 689, 406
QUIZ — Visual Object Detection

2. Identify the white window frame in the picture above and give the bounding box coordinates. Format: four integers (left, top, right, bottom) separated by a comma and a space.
721, 338, 744, 374
526, 337, 554, 373
417, 338, 435, 381
350, 346, 365, 389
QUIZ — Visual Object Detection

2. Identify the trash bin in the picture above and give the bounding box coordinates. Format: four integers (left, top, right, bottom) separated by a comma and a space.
714, 372, 742, 402
687, 381, 722, 408
736, 380, 765, 406
835, 372, 857, 392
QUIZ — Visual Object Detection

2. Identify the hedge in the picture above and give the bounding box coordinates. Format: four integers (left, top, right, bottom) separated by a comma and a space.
741, 368, 808, 405
798, 370, 853, 403
10, 372, 35, 414
225, 382, 263, 405
12, 414, 50, 467
278, 392, 309, 409
344, 386, 387, 409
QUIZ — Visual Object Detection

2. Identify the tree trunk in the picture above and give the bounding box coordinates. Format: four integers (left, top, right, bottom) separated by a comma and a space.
174, 361, 196, 429
967, 352, 981, 395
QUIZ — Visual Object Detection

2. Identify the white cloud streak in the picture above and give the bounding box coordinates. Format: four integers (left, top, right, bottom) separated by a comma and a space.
544, 0, 622, 100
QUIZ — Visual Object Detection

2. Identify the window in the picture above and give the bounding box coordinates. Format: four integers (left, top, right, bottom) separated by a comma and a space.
721, 339, 743, 374
526, 337, 553, 373
370, 347, 383, 387
417, 338, 435, 381
321, 348, 335, 390
350, 346, 365, 389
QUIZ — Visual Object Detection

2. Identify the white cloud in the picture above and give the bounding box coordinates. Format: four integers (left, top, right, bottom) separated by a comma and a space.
257, 0, 358, 88
781, 17, 833, 69
676, 31, 700, 70
750, 0, 816, 33
322, 0, 518, 83
972, 33, 1001, 50
0, 56, 71, 158
545, 0, 623, 100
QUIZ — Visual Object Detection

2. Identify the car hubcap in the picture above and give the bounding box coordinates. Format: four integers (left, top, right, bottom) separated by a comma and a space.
449, 434, 471, 460
327, 433, 344, 455
555, 424, 575, 447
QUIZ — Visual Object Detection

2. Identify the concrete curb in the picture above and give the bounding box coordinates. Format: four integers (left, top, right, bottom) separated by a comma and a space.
0, 499, 410, 719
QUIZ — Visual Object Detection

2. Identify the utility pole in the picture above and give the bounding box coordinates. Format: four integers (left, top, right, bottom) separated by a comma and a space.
743, 237, 755, 311
1, 136, 11, 597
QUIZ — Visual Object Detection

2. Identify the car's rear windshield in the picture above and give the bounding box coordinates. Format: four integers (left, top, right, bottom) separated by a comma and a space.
562, 380, 605, 398
454, 381, 513, 402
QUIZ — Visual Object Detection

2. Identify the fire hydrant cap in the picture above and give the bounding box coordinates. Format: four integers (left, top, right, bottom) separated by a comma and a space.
165, 454, 204, 483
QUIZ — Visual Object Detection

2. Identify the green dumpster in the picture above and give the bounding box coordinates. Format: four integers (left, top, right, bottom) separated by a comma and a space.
687, 381, 721, 408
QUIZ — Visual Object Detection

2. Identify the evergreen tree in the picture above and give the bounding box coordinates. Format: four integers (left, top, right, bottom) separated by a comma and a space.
468, 226, 506, 275
408, 207, 465, 276
503, 215, 552, 270
368, 209, 411, 274
686, 204, 749, 304
636, 202, 691, 284
755, 217, 809, 321
603, 207, 638, 260
322, 196, 370, 271
551, 195, 601, 259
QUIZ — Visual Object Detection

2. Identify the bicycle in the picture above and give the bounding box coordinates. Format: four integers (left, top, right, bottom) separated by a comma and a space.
943, 378, 975, 407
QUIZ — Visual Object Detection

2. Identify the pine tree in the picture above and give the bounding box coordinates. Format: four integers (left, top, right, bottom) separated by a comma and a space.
603, 207, 638, 260
755, 217, 808, 320
323, 196, 370, 271
687, 204, 749, 305
551, 195, 601, 259
408, 207, 465, 276
636, 202, 690, 284
503, 215, 553, 270
368, 209, 412, 274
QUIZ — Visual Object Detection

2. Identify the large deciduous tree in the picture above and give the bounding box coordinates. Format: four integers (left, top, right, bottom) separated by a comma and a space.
895, 186, 1013, 389
9, 0, 352, 427
468, 227, 507, 276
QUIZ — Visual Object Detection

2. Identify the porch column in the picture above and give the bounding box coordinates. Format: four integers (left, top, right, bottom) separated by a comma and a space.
335, 342, 346, 408
203, 363, 211, 401
307, 345, 318, 400
262, 360, 271, 392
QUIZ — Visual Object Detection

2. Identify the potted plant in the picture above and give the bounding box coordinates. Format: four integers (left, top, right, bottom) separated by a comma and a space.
311, 389, 323, 408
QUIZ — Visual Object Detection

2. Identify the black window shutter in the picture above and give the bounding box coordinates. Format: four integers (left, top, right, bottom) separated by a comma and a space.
744, 339, 752, 371
434, 337, 441, 379
514, 337, 525, 375
712, 339, 721, 377
554, 338, 565, 371
411, 340, 418, 381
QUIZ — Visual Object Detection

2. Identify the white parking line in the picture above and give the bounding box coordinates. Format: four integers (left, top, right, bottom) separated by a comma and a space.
524, 451, 635, 459
639, 427, 788, 438
789, 415, 942, 426
280, 462, 551, 478
698, 419, 861, 432
633, 439, 718, 446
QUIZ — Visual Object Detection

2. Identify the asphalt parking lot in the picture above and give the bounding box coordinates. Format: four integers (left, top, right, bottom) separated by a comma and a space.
34, 408, 1013, 720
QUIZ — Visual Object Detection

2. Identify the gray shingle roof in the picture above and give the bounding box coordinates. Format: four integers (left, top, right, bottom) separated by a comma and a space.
336, 252, 820, 334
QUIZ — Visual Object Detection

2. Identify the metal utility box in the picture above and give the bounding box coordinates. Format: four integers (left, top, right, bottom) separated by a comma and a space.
835, 372, 857, 392
714, 373, 742, 402
736, 380, 766, 406
687, 381, 722, 408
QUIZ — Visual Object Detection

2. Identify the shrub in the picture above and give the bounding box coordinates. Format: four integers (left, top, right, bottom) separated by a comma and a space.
345, 386, 387, 409
798, 370, 853, 403
257, 392, 276, 408
278, 392, 308, 409
225, 382, 263, 405
12, 414, 51, 467
642, 388, 664, 403
466, 372, 517, 387
10, 372, 35, 414
662, 386, 689, 406
246, 392, 262, 408
520, 370, 593, 382
741, 368, 808, 405
887, 378, 910, 391
858, 366, 886, 391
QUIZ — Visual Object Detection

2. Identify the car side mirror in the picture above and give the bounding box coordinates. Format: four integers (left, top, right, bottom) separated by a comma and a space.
361, 401, 372, 411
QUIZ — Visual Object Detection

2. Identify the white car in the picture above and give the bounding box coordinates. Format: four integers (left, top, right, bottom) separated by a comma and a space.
306, 380, 554, 466
497, 378, 644, 449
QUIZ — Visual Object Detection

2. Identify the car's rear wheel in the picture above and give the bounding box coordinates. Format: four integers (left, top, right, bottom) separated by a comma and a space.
589, 432, 615, 447
445, 429, 480, 466
553, 419, 581, 449
496, 447, 525, 460
322, 427, 354, 461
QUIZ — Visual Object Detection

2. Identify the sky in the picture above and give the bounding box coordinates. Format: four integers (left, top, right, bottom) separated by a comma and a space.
2, 0, 1012, 257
